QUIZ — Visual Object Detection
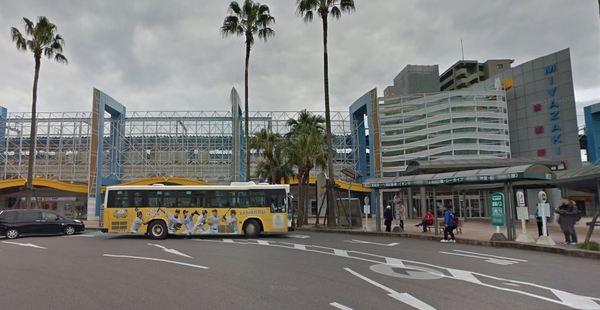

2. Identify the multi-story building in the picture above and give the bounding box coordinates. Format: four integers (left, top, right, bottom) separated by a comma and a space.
378, 89, 510, 177
440, 59, 513, 91
584, 102, 600, 163
386, 65, 440, 97
472, 49, 581, 167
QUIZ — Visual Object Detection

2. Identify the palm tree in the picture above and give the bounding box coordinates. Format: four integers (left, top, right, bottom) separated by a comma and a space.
250, 129, 293, 184
287, 110, 328, 227
296, 0, 355, 226
11, 16, 67, 208
222, 0, 275, 182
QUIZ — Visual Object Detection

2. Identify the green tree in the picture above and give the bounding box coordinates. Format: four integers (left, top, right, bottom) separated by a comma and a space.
287, 110, 328, 227
221, 0, 275, 181
296, 0, 355, 226
250, 128, 293, 184
11, 16, 67, 208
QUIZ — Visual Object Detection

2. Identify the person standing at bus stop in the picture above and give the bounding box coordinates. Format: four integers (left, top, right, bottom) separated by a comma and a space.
384, 205, 393, 232
441, 206, 457, 243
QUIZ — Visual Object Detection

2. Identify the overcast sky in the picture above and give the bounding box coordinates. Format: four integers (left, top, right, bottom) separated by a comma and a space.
1, 0, 599, 126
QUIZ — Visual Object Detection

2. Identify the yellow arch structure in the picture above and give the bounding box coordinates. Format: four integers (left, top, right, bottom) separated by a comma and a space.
0, 178, 88, 194
0, 177, 369, 194
121, 177, 209, 186
285, 176, 371, 193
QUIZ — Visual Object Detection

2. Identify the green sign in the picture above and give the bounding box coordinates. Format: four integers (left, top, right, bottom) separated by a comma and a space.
490, 192, 505, 226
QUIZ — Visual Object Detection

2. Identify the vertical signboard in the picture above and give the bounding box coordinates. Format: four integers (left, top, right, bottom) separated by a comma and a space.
490, 192, 505, 227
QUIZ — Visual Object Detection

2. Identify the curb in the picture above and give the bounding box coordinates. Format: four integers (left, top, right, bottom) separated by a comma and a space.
297, 227, 600, 260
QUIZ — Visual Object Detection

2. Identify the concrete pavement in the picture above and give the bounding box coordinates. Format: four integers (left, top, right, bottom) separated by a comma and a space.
0, 231, 598, 309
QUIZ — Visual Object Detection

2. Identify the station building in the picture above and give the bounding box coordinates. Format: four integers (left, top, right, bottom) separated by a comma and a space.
351, 49, 596, 233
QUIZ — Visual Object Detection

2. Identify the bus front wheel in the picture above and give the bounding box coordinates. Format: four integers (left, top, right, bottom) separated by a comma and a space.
147, 221, 168, 240
243, 220, 261, 238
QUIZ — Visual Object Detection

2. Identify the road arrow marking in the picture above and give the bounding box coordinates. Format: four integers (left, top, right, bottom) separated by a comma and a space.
148, 243, 192, 259
452, 250, 527, 262
2, 241, 46, 249
330, 302, 353, 310
345, 267, 436, 310
103, 254, 207, 269
439, 251, 520, 265
345, 239, 398, 247
289, 234, 310, 239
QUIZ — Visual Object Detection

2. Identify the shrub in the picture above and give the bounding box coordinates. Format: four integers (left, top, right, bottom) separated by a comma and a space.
576, 242, 600, 251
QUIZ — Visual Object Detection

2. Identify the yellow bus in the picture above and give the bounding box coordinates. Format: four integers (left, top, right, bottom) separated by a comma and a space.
101, 182, 290, 239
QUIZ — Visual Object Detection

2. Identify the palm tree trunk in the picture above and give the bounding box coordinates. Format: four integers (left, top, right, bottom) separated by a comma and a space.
244, 41, 251, 181
321, 17, 336, 227
25, 56, 41, 209
297, 176, 304, 227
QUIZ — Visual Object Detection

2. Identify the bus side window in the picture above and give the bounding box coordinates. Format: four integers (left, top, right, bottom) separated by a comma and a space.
195, 191, 206, 207
178, 190, 196, 208
148, 191, 163, 207
267, 189, 285, 213
164, 191, 177, 208
109, 190, 128, 208
237, 191, 248, 208
129, 190, 146, 208
248, 190, 265, 208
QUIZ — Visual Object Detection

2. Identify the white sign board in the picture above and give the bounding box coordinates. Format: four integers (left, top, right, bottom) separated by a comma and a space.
516, 206, 529, 220
516, 191, 526, 207
363, 205, 371, 215
539, 203, 551, 217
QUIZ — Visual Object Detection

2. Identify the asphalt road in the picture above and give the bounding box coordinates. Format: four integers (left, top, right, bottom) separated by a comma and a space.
0, 231, 599, 310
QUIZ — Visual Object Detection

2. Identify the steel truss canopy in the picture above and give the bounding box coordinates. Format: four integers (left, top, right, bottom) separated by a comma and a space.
364, 164, 555, 188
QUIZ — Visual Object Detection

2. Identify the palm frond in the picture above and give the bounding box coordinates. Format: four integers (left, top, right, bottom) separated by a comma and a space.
258, 28, 274, 41
339, 0, 356, 12
221, 15, 244, 36
228, 1, 242, 15
22, 17, 34, 36
54, 53, 68, 64
10, 27, 27, 51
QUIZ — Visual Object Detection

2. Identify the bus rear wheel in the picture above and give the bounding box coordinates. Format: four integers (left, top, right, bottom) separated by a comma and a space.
243, 220, 260, 238
147, 221, 168, 240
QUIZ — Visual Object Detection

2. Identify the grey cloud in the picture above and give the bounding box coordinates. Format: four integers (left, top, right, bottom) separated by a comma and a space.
0, 0, 598, 124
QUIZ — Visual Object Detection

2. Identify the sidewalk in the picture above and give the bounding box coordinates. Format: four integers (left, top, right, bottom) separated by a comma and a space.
299, 217, 600, 259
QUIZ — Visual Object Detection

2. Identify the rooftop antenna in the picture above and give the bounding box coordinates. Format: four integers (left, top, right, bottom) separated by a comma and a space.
460, 38, 465, 61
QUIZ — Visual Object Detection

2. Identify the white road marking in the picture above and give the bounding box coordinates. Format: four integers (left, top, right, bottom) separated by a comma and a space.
2, 241, 46, 249
202, 238, 600, 309
256, 240, 269, 245
452, 250, 528, 262
103, 254, 208, 269
439, 251, 518, 265
330, 302, 353, 310
147, 243, 193, 259
333, 249, 349, 257
67, 234, 96, 237
289, 234, 310, 239
385, 257, 406, 268
222, 239, 235, 243
345, 267, 436, 310
345, 239, 399, 247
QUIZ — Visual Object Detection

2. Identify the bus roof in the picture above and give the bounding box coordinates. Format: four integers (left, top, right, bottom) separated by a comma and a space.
105, 183, 290, 191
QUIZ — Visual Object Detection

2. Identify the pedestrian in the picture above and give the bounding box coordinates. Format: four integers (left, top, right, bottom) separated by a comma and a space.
441, 206, 457, 243
397, 201, 406, 232
535, 204, 550, 237
384, 205, 393, 232
555, 199, 581, 245
415, 210, 434, 232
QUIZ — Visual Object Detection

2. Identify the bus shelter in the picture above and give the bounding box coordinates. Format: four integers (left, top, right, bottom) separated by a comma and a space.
364, 164, 556, 240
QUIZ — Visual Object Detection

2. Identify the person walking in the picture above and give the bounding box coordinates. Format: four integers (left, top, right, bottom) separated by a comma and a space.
555, 199, 581, 245
384, 205, 393, 232
397, 201, 406, 232
415, 210, 434, 232
441, 206, 457, 243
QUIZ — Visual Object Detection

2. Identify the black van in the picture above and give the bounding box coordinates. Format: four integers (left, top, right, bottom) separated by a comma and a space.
0, 209, 85, 239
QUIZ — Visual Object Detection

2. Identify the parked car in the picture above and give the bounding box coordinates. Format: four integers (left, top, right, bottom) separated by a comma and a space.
0, 209, 85, 239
